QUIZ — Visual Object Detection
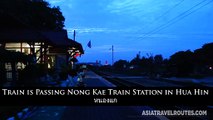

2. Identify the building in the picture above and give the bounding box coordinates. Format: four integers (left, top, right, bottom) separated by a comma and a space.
0, 9, 84, 85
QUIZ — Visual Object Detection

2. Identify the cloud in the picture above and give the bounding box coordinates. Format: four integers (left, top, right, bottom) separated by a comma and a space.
106, 0, 146, 17
139, 33, 178, 39
106, 0, 169, 16
48, 0, 73, 8
67, 27, 108, 34
140, 33, 213, 39
67, 27, 136, 34
87, 44, 141, 53
46, 0, 213, 63
48, 0, 65, 4
113, 46, 142, 53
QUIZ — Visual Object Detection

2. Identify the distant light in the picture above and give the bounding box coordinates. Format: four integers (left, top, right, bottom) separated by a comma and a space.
130, 66, 134, 69
74, 53, 80, 58
209, 67, 212, 70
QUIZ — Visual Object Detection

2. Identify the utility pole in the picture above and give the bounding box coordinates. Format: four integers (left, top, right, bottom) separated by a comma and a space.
112, 45, 114, 65
73, 30, 76, 41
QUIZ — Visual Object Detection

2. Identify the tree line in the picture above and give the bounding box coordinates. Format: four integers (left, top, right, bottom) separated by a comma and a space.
0, 0, 65, 30
113, 43, 213, 78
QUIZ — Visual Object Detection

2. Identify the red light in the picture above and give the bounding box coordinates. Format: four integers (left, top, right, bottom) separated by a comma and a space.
74, 53, 80, 58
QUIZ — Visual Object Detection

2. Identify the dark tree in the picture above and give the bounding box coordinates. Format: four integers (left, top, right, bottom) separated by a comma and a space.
130, 53, 140, 66
194, 43, 213, 65
170, 50, 194, 77
194, 43, 213, 74
112, 43, 212, 77
153, 54, 164, 74
154, 55, 163, 65
113, 60, 129, 70
0, 0, 65, 30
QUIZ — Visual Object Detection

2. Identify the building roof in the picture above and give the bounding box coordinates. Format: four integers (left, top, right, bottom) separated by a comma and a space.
0, 29, 84, 54
40, 30, 68, 46
67, 38, 84, 54
40, 30, 84, 53
0, 29, 49, 43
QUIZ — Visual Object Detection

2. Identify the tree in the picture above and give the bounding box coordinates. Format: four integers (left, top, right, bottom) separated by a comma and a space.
154, 55, 163, 65
0, 0, 65, 30
194, 43, 213, 65
130, 53, 140, 66
194, 43, 213, 74
170, 50, 194, 77
153, 55, 164, 74
113, 60, 129, 70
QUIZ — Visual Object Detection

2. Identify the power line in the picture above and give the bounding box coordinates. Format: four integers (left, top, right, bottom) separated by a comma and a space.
137, 0, 207, 39
146, 0, 213, 37
150, 0, 185, 24
137, 0, 212, 40
133, 0, 185, 36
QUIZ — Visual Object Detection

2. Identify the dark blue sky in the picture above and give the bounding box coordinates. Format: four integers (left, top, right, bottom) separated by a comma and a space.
47, 0, 213, 64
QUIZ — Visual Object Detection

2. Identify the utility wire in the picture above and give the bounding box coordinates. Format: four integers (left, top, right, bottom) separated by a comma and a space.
150, 0, 185, 24
133, 0, 185, 36
137, 0, 212, 40
145, 0, 213, 38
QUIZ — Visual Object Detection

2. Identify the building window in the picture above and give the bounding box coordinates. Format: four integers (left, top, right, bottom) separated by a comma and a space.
5, 63, 12, 80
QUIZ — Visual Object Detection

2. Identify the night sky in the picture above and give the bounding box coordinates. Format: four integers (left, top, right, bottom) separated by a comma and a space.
47, 0, 213, 64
